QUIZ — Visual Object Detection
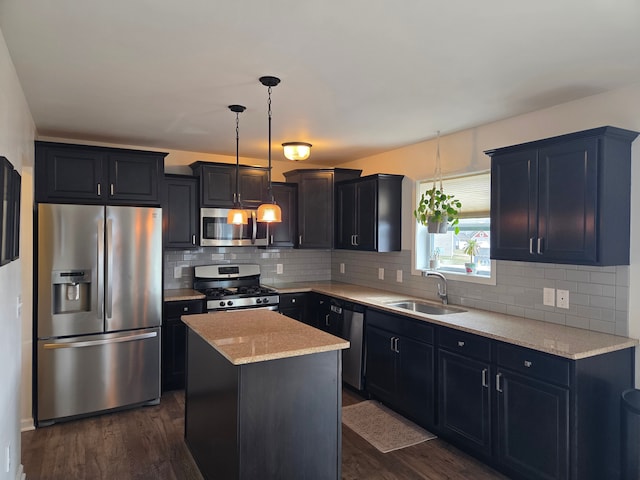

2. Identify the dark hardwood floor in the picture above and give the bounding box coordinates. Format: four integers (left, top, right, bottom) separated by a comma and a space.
22, 389, 507, 480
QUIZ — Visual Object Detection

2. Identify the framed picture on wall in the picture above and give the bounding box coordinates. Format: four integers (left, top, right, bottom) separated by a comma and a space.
0, 156, 20, 266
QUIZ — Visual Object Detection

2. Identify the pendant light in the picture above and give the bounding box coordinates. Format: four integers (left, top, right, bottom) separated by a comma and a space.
257, 76, 282, 223
282, 142, 312, 161
227, 104, 249, 225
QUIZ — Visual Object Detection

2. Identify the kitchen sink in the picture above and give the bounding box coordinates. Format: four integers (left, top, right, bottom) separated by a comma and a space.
384, 300, 466, 315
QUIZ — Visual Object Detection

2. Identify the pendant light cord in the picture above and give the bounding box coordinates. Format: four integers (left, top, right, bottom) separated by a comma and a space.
267, 85, 274, 203
432, 130, 443, 192
235, 110, 241, 205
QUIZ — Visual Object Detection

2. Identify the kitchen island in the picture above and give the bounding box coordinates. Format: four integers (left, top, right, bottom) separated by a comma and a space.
182, 310, 349, 480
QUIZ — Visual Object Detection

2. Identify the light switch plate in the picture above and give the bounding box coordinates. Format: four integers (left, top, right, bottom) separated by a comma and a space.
378, 268, 384, 280
396, 270, 403, 282
173, 266, 182, 279
557, 289, 569, 309
276, 264, 283, 274
543, 287, 555, 307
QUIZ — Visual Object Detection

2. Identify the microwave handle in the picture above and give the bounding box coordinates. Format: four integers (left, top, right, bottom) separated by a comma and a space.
251, 211, 257, 245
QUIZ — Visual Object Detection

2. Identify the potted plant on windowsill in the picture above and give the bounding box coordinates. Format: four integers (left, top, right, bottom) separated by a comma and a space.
414, 186, 462, 234
463, 238, 479, 274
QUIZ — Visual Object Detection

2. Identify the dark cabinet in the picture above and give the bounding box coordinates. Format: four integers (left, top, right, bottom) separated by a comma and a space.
306, 292, 332, 330
366, 309, 435, 428
269, 182, 297, 247
494, 343, 571, 480
438, 328, 492, 458
487, 126, 638, 265
190, 162, 269, 208
162, 299, 204, 391
335, 174, 403, 252
283, 168, 361, 249
163, 175, 198, 249
279, 292, 307, 323
35, 141, 166, 205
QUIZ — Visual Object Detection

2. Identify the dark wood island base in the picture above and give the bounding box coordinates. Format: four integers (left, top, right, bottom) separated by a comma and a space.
183, 311, 349, 480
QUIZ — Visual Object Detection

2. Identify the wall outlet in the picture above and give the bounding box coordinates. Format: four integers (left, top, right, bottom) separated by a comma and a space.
340, 263, 345, 274
396, 270, 403, 282
543, 287, 555, 307
557, 289, 570, 309
378, 268, 384, 280
173, 266, 182, 279
276, 263, 283, 274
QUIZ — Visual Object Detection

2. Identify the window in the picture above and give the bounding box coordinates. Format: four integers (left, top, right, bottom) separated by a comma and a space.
413, 171, 496, 284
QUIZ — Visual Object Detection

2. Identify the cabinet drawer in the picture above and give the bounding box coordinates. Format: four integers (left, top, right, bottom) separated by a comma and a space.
368, 309, 434, 344
439, 328, 491, 362
165, 300, 204, 319
279, 293, 307, 309
496, 343, 570, 387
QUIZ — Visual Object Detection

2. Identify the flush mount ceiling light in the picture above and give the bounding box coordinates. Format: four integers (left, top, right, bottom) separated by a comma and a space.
257, 76, 282, 223
282, 142, 312, 161
227, 104, 249, 225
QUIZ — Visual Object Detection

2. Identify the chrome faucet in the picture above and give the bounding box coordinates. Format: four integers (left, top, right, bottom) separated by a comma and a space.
423, 270, 448, 305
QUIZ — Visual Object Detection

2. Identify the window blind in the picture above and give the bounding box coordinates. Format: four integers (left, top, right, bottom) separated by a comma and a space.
418, 171, 490, 219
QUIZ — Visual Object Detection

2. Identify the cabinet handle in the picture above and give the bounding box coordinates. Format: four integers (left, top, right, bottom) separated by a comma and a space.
390, 337, 395, 351
270, 235, 274, 244
192, 234, 196, 245
496, 372, 503, 392
394, 337, 400, 353
482, 368, 489, 388
110, 183, 114, 196
354, 234, 359, 246
537, 237, 542, 254
97, 183, 101, 196
325, 314, 330, 327
233, 193, 237, 203
457, 340, 465, 347
299, 235, 303, 245
529, 237, 534, 255
524, 360, 532, 368
291, 298, 296, 303
183, 306, 188, 312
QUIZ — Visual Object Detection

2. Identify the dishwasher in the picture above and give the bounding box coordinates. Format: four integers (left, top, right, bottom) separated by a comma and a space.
330, 299, 365, 390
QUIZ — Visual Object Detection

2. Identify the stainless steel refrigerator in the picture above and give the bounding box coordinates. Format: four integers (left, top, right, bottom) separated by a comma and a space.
36, 203, 162, 426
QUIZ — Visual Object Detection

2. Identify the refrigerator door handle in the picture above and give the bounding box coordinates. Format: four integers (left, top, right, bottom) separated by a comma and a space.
106, 218, 113, 319
42, 331, 157, 349
97, 219, 104, 320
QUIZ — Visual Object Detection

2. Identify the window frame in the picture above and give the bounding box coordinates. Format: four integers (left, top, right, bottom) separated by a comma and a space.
411, 172, 496, 286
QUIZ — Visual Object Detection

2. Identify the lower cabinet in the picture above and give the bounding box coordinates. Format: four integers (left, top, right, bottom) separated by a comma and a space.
365, 314, 633, 480
366, 309, 435, 429
279, 293, 308, 323
438, 327, 492, 458
162, 299, 204, 391
307, 292, 334, 332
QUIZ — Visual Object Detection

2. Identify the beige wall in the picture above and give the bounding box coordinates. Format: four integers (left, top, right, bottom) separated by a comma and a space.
0, 26, 36, 479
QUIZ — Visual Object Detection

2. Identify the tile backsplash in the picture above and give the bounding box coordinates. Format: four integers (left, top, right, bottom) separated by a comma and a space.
165, 247, 630, 337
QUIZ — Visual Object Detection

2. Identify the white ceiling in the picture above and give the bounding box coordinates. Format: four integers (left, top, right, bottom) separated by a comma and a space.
1, 0, 639, 165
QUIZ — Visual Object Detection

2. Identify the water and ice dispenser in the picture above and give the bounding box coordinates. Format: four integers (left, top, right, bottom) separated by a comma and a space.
52, 270, 91, 314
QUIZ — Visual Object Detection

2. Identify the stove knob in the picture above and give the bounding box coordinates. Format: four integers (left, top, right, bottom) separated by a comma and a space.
219, 301, 225, 307
262, 297, 270, 304
227, 300, 234, 306
256, 298, 262, 304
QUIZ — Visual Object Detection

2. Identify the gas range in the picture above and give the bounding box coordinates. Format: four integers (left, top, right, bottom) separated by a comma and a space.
193, 264, 279, 312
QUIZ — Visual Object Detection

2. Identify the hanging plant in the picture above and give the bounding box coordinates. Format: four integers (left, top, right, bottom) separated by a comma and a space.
413, 131, 462, 234
414, 187, 462, 234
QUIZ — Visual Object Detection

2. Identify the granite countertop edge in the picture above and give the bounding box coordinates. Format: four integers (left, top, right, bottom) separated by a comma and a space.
267, 281, 638, 360
164, 288, 206, 302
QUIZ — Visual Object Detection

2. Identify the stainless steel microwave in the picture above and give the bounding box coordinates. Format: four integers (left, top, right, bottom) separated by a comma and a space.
200, 208, 269, 247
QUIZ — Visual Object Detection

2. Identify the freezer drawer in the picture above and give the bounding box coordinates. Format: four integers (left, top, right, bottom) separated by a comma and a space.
36, 327, 160, 424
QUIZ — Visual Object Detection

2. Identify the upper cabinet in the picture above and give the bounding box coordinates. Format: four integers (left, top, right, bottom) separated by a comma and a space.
35, 141, 166, 205
284, 168, 361, 249
190, 161, 268, 208
270, 182, 298, 247
335, 174, 403, 252
486, 126, 638, 266
163, 174, 199, 249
